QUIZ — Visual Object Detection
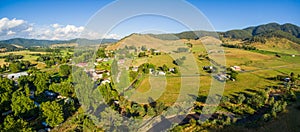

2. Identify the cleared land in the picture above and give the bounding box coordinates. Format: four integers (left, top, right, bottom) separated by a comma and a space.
115, 35, 300, 106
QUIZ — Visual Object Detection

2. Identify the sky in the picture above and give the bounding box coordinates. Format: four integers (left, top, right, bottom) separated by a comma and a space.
0, 0, 299, 40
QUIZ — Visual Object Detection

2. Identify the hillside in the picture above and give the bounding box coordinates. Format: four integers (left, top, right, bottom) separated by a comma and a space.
106, 33, 221, 52
221, 23, 300, 43
146, 23, 300, 44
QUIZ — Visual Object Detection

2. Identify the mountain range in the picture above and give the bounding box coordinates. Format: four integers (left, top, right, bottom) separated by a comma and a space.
0, 22, 299, 52
0, 38, 118, 50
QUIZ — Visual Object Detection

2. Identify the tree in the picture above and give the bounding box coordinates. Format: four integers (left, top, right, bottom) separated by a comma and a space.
138, 52, 146, 57
59, 65, 72, 77
162, 64, 168, 72
11, 91, 36, 118
226, 68, 239, 80
2, 115, 33, 132
141, 45, 147, 51
9, 63, 21, 73
247, 93, 265, 109
41, 101, 64, 127
146, 106, 156, 116
0, 77, 14, 113
173, 67, 178, 74
97, 48, 106, 58
237, 94, 246, 105
173, 58, 183, 66
99, 107, 124, 131
33, 72, 50, 94
49, 81, 74, 97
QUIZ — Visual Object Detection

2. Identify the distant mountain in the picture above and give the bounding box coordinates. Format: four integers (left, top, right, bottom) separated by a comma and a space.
147, 23, 300, 44
221, 23, 300, 43
0, 38, 118, 48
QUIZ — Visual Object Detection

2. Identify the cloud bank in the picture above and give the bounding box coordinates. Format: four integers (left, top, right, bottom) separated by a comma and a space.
0, 17, 120, 40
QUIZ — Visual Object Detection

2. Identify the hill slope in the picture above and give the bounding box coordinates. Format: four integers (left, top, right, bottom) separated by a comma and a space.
221, 23, 300, 43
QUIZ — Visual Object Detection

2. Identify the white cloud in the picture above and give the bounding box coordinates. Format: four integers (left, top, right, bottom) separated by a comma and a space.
0, 17, 26, 32
0, 17, 120, 40
102, 33, 121, 39
7, 30, 16, 35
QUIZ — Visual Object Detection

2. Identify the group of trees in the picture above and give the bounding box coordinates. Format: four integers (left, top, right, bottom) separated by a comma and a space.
37, 53, 71, 68
0, 54, 24, 62
98, 82, 167, 125
0, 60, 31, 73
0, 64, 78, 130
221, 44, 257, 51
181, 82, 299, 131
176, 47, 189, 53
173, 56, 186, 66
227, 68, 239, 81
138, 63, 156, 74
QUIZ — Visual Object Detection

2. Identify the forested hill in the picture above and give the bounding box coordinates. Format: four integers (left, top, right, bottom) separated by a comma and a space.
0, 38, 118, 48
221, 23, 300, 43
148, 23, 300, 44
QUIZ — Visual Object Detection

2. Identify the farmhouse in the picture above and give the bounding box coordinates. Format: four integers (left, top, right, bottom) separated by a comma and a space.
132, 66, 139, 72
118, 59, 125, 64
96, 58, 103, 62
158, 71, 166, 76
7, 72, 28, 80
203, 66, 213, 70
169, 68, 175, 72
101, 79, 111, 85
231, 66, 241, 71
76, 62, 88, 67
149, 68, 155, 74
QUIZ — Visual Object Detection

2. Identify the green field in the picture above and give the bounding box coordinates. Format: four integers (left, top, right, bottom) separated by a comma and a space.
129, 41, 300, 105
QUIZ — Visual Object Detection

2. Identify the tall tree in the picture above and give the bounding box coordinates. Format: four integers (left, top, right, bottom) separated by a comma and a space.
59, 65, 72, 77
41, 101, 64, 127
2, 115, 33, 132
0, 77, 14, 113
11, 91, 36, 118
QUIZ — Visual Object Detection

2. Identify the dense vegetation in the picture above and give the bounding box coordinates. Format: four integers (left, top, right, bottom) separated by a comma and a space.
221, 23, 300, 43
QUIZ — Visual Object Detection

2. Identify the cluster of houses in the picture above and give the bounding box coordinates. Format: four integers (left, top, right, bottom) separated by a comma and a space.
130, 66, 175, 76
84, 68, 111, 84
203, 65, 242, 82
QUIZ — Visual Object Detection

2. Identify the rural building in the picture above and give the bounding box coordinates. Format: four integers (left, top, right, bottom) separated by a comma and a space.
132, 67, 139, 72
231, 66, 241, 71
76, 62, 88, 67
149, 68, 155, 74
7, 72, 28, 80
169, 68, 175, 72
118, 59, 125, 64
103, 58, 109, 62
101, 79, 111, 85
158, 71, 166, 76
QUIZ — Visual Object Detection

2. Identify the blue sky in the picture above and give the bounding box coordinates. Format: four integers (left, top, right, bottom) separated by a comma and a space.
0, 0, 299, 40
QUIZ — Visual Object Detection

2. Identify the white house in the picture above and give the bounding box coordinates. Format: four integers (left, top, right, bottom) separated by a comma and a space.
103, 58, 109, 62
169, 68, 175, 72
149, 68, 155, 74
118, 59, 125, 64
231, 66, 241, 71
158, 71, 166, 76
101, 79, 111, 85
7, 72, 28, 80
132, 67, 139, 72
